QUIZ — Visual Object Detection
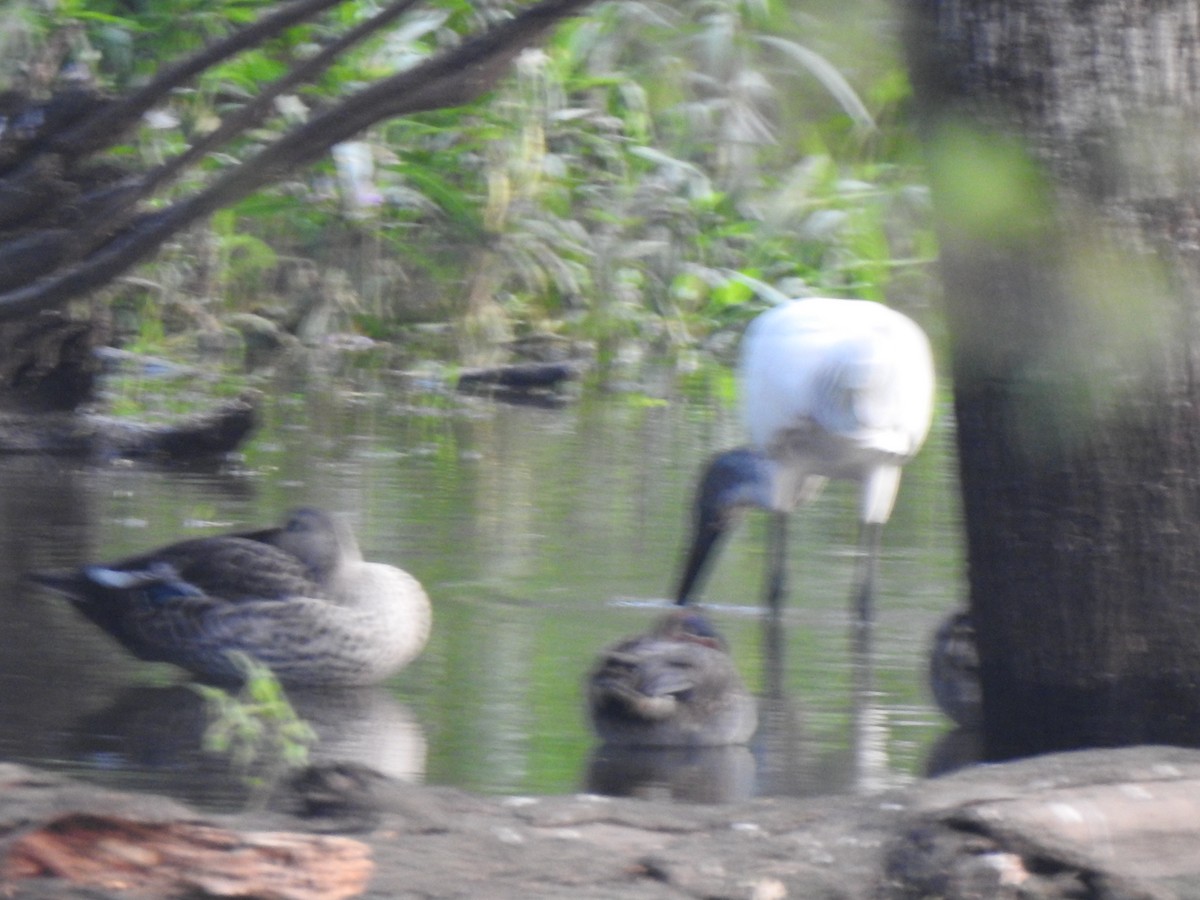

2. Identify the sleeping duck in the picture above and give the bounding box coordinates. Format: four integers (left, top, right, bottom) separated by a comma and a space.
586, 609, 757, 747
29, 507, 431, 687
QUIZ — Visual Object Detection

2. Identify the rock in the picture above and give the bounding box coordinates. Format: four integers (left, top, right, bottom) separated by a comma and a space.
884, 745, 1200, 899
4, 746, 1200, 899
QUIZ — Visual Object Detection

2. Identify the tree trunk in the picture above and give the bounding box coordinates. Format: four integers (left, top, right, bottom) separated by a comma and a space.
907, 0, 1200, 756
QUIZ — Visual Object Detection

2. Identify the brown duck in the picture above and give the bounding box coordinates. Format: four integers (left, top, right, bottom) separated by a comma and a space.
586, 609, 757, 747
30, 508, 432, 687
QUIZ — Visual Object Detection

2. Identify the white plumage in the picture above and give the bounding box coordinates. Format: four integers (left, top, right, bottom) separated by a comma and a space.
676, 297, 936, 622
741, 298, 934, 521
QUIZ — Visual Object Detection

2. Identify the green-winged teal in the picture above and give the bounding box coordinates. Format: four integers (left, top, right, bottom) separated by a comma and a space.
586, 609, 757, 747
30, 507, 432, 687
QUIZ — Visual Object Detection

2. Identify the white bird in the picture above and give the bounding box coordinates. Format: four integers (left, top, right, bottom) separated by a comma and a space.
675, 297, 935, 624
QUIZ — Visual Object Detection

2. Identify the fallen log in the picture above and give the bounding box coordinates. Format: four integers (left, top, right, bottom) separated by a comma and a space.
0, 763, 373, 900
456, 360, 584, 392
5, 813, 372, 899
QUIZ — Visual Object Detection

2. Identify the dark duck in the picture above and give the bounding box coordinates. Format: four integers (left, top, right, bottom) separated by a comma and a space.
586, 610, 757, 747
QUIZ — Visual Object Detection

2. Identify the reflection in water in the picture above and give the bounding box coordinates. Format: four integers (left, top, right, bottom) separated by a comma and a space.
752, 610, 886, 798
585, 604, 947, 802
586, 743, 756, 803
0, 383, 966, 803
850, 617, 889, 794
65, 684, 426, 808
754, 609, 819, 797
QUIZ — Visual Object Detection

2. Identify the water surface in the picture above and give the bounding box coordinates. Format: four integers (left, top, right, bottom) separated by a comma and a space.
0, 362, 968, 806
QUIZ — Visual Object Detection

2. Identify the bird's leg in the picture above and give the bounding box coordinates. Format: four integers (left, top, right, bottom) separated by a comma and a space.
850, 520, 879, 706
853, 520, 883, 627
762, 601, 786, 695
855, 463, 898, 626
764, 511, 788, 612
849, 519, 886, 790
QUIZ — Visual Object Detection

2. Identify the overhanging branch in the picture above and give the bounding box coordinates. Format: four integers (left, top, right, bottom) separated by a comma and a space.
49, 0, 349, 161
0, 0, 599, 322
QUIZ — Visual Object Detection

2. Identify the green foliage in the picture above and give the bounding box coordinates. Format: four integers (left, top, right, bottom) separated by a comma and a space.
13, 0, 937, 366
211, 208, 279, 305
193, 653, 318, 799
103, 360, 248, 420
927, 123, 1054, 241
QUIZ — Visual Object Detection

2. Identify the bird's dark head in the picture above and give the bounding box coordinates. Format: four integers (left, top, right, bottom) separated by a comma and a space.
674, 447, 775, 604
695, 448, 775, 530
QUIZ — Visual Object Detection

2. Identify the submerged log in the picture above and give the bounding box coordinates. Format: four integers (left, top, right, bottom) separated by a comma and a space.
0, 390, 260, 460
457, 360, 584, 391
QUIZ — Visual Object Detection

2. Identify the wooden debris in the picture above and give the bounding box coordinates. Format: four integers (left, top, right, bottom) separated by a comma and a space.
3, 812, 372, 899
457, 360, 582, 392
0, 390, 260, 459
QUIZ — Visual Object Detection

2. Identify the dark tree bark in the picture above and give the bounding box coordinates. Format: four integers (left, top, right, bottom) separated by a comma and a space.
907, 0, 1200, 756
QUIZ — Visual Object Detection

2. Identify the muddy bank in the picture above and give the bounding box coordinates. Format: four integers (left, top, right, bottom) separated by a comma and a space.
4, 745, 1200, 899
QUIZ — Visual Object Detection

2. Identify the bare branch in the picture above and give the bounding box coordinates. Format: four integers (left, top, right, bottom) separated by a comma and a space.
51, 0, 350, 159
148, 0, 426, 194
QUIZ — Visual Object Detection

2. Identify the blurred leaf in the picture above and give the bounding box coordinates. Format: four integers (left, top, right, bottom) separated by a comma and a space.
928, 123, 1054, 240
759, 35, 877, 131
710, 275, 757, 310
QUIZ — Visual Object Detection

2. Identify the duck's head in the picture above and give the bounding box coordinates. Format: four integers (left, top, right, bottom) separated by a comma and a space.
651, 608, 729, 652
256, 507, 362, 585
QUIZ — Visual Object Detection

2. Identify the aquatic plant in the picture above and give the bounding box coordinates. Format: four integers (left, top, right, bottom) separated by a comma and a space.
192, 653, 319, 800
